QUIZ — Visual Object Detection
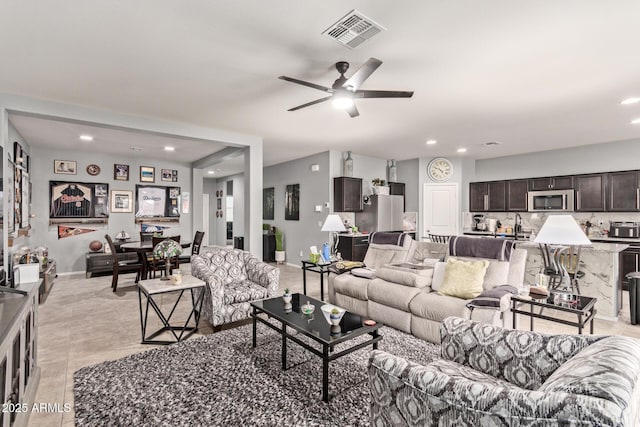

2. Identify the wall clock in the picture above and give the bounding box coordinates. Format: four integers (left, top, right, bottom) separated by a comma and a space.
86, 164, 101, 176
427, 157, 453, 182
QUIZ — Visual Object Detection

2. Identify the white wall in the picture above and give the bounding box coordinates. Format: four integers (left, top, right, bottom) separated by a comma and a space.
6, 121, 31, 270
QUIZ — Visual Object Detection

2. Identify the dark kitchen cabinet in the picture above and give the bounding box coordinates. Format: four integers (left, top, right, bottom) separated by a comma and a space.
608, 170, 640, 211
529, 176, 574, 191
334, 177, 363, 212
469, 181, 505, 211
574, 173, 606, 212
388, 182, 406, 210
336, 234, 369, 262
506, 179, 528, 211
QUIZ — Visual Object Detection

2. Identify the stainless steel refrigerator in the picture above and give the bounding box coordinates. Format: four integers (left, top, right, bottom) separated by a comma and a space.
355, 194, 404, 233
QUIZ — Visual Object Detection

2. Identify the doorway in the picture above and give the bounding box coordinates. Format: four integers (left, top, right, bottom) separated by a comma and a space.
422, 183, 459, 239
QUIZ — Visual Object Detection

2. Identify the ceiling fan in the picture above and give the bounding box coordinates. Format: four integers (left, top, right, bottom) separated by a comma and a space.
278, 57, 413, 118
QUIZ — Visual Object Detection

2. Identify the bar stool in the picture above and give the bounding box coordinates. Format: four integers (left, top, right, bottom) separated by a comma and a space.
539, 244, 583, 294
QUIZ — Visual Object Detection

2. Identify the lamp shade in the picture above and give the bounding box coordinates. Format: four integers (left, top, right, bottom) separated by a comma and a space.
321, 214, 346, 232
533, 215, 592, 246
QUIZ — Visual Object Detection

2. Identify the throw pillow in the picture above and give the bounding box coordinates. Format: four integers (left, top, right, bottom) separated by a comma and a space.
437, 258, 489, 299
448, 256, 510, 290
431, 262, 447, 291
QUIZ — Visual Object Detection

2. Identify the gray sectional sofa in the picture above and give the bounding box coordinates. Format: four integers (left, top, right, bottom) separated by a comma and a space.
369, 317, 640, 426
328, 234, 527, 343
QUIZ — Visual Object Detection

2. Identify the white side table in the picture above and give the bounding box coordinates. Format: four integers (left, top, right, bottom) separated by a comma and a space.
137, 275, 205, 344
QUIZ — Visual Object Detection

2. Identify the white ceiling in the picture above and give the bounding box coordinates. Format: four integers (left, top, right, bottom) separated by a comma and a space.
3, 1, 640, 173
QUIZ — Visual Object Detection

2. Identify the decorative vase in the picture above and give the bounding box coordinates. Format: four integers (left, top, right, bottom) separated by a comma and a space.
343, 151, 353, 177
161, 259, 171, 281
388, 159, 398, 183
282, 293, 292, 303
275, 250, 286, 264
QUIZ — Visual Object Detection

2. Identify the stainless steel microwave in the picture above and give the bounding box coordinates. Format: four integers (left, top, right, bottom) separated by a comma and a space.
527, 189, 574, 212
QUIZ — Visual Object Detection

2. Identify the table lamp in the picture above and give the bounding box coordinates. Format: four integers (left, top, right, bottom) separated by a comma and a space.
153, 239, 183, 281
534, 215, 591, 293
321, 214, 346, 259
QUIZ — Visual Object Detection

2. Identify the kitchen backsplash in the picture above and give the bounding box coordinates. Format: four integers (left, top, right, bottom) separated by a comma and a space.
465, 211, 640, 237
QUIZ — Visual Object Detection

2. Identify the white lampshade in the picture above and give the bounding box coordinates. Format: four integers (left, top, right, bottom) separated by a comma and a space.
533, 215, 592, 246
321, 214, 346, 232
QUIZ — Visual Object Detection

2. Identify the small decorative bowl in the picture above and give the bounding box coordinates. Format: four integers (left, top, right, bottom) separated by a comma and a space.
321, 304, 346, 325
300, 303, 315, 315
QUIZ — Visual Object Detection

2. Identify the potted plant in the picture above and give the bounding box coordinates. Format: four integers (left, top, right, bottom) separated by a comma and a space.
372, 178, 389, 195
262, 224, 270, 235
275, 229, 285, 264
282, 287, 292, 303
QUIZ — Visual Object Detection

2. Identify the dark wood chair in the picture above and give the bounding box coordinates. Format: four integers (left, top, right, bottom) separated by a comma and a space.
148, 236, 181, 278
105, 234, 144, 292
140, 230, 163, 244
179, 231, 205, 264
428, 234, 452, 243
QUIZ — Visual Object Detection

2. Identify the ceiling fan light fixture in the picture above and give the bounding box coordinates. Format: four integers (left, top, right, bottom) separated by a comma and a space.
332, 95, 354, 110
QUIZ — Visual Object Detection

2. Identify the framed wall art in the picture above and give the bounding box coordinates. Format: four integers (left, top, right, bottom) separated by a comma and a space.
110, 190, 133, 213
263, 187, 274, 220
140, 166, 155, 182
114, 164, 129, 181
161, 169, 173, 182
135, 185, 180, 218
285, 184, 300, 221
54, 160, 77, 175
49, 181, 109, 221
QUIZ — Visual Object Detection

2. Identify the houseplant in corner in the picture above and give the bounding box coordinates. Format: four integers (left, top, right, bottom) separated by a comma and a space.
275, 229, 285, 264
371, 178, 389, 195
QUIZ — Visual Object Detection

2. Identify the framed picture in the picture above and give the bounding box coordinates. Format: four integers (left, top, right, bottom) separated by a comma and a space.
135, 185, 180, 218
172, 170, 178, 182
161, 169, 173, 182
263, 187, 274, 220
110, 190, 133, 213
114, 164, 129, 181
140, 166, 155, 182
285, 184, 300, 221
49, 181, 109, 219
54, 160, 77, 175
217, 198, 222, 209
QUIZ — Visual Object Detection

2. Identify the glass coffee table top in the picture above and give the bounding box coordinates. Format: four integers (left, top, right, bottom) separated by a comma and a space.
513, 291, 596, 313
251, 293, 381, 345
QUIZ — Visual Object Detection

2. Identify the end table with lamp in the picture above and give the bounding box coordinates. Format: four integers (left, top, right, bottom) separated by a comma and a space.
321, 213, 346, 259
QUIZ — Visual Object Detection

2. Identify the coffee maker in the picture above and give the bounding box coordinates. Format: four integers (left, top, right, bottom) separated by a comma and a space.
473, 214, 486, 231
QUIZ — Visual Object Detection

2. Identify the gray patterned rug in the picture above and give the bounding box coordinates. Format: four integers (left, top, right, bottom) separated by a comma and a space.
74, 321, 440, 426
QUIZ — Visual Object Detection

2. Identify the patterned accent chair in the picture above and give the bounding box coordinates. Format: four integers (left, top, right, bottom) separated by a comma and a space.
191, 246, 279, 327
369, 317, 640, 426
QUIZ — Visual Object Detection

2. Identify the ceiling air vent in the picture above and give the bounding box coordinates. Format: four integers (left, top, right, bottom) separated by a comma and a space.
322, 10, 386, 49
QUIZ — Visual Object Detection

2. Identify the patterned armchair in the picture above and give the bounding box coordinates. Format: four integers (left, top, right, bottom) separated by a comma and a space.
191, 246, 279, 327
369, 317, 640, 426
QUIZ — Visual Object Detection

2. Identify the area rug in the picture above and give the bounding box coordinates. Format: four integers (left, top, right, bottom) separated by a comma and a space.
74, 321, 441, 426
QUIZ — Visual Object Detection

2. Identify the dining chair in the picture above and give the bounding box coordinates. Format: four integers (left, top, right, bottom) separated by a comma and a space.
428, 234, 452, 243
105, 234, 144, 292
140, 231, 163, 244
179, 231, 205, 264
148, 236, 181, 278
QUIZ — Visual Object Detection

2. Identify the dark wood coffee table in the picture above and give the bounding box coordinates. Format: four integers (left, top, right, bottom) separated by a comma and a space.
511, 292, 597, 334
250, 293, 383, 402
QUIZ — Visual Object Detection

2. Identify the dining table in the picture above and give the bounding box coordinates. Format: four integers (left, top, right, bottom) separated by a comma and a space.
120, 240, 191, 280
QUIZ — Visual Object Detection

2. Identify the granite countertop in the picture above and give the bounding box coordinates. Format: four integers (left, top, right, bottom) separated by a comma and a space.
590, 236, 640, 245
338, 232, 370, 237
515, 240, 629, 253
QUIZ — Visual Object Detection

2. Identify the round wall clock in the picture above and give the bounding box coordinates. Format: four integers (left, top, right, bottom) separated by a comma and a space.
86, 164, 101, 176
427, 157, 453, 182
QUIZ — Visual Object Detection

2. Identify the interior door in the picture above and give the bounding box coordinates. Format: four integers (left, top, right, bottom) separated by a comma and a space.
423, 183, 459, 239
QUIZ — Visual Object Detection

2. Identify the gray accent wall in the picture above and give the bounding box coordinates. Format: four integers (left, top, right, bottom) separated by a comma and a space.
264, 152, 330, 265
398, 159, 419, 212
30, 146, 193, 273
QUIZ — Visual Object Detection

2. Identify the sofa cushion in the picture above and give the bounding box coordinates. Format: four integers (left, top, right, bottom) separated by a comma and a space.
431, 262, 446, 291
409, 291, 469, 322
364, 242, 411, 270
376, 264, 433, 288
333, 273, 371, 300
351, 267, 376, 279
539, 336, 640, 409
437, 258, 489, 299
368, 279, 423, 311
449, 256, 510, 291
407, 241, 448, 264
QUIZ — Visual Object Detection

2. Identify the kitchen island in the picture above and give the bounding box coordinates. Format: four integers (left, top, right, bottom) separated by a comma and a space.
516, 241, 628, 321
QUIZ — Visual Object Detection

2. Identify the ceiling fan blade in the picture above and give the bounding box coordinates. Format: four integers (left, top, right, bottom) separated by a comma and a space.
342, 57, 382, 90
355, 89, 414, 98
278, 76, 333, 93
287, 96, 332, 111
346, 104, 360, 118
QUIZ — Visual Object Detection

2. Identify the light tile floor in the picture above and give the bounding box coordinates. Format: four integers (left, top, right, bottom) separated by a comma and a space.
28, 263, 640, 426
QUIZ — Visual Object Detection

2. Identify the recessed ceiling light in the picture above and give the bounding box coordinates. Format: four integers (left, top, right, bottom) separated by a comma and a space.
207, 171, 215, 175
457, 148, 467, 153
79, 135, 93, 141
631, 118, 640, 124
130, 146, 143, 151
425, 139, 437, 145
164, 146, 175, 151
621, 97, 640, 105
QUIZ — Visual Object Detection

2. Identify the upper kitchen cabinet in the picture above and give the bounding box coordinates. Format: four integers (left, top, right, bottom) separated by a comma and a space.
574, 173, 606, 212
334, 177, 363, 212
529, 176, 574, 191
506, 179, 528, 211
469, 181, 506, 211
608, 170, 640, 211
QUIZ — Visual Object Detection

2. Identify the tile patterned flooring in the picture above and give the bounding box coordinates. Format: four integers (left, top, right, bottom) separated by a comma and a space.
29, 262, 640, 426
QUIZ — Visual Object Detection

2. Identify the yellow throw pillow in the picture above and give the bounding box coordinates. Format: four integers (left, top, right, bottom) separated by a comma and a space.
437, 258, 490, 299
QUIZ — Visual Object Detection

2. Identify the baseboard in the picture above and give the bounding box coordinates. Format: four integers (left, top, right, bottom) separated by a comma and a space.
57, 270, 85, 277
